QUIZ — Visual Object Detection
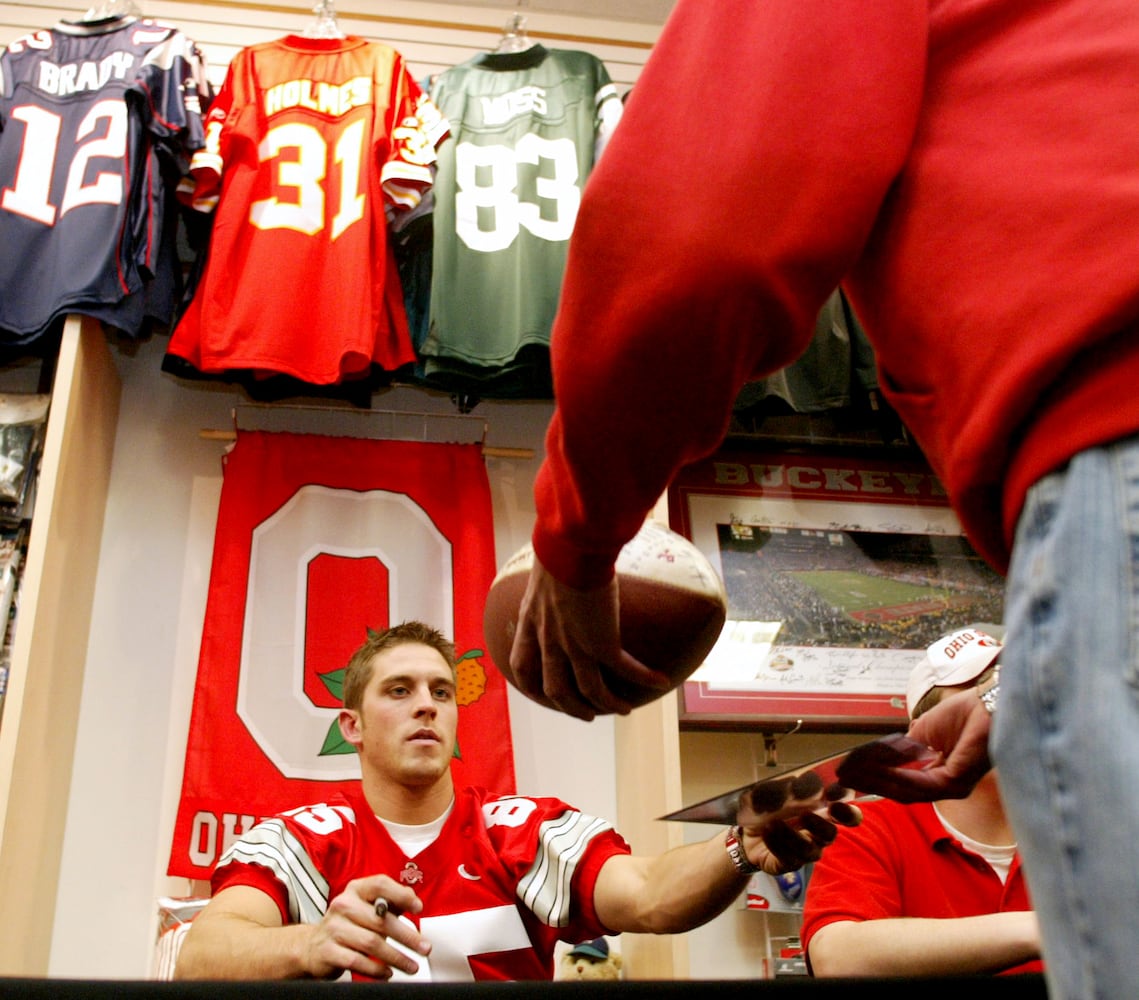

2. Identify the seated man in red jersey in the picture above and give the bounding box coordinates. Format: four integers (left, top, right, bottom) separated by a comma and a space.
175, 621, 861, 982
801, 627, 1043, 978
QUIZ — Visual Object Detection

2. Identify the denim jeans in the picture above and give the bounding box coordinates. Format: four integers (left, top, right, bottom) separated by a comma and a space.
997, 436, 1139, 1000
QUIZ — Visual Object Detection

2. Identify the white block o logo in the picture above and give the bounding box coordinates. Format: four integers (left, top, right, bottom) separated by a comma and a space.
237, 485, 454, 780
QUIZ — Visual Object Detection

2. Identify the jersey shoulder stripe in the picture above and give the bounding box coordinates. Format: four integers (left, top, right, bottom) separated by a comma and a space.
217, 817, 332, 924
516, 809, 613, 926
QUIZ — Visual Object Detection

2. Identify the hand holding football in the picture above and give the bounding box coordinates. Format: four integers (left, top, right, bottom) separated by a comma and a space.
483, 521, 728, 709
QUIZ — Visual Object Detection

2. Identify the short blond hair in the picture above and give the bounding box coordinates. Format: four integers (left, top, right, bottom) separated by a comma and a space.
341, 622, 456, 711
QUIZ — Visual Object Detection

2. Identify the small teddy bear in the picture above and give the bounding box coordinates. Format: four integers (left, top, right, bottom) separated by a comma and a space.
556, 936, 623, 981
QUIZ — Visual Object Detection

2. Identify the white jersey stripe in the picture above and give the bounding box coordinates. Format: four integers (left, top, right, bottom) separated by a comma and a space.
517, 811, 612, 926
218, 819, 330, 924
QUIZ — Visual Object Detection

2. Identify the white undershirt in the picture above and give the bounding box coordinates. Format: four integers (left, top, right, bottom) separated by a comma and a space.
934, 804, 1017, 884
377, 800, 453, 857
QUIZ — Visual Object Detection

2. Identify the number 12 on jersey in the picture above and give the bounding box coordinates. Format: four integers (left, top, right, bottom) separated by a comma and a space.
2, 100, 127, 226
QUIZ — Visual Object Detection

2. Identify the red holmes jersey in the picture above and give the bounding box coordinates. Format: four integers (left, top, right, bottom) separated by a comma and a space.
211, 786, 629, 981
167, 35, 446, 384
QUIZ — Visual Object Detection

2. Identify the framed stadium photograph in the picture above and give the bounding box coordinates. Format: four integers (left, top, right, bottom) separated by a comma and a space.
667, 446, 1004, 732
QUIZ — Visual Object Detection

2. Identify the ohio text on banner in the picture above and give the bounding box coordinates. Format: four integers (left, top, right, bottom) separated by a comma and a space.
168, 430, 514, 880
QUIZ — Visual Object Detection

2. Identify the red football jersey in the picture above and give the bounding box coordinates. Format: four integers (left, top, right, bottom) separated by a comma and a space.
167, 35, 446, 383
211, 786, 629, 981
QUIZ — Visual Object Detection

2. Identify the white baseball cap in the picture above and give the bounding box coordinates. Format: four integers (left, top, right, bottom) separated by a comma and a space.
905, 627, 1004, 718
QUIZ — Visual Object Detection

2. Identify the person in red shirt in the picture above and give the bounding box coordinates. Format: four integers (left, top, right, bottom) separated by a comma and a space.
173, 622, 860, 982
801, 629, 1042, 978
505, 2, 1139, 997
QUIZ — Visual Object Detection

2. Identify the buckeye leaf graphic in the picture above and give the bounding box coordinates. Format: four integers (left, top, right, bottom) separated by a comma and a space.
318, 667, 353, 756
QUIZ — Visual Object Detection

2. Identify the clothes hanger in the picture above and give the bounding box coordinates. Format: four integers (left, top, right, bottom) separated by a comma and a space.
304, 0, 346, 39
493, 12, 536, 54
79, 0, 141, 21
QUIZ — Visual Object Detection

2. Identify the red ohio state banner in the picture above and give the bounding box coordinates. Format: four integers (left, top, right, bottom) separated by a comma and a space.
168, 430, 515, 881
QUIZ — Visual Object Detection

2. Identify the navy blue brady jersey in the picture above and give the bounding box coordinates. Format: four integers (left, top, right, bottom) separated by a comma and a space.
0, 15, 209, 343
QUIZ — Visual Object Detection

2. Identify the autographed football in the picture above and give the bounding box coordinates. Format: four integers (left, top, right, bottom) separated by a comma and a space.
483, 520, 728, 709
